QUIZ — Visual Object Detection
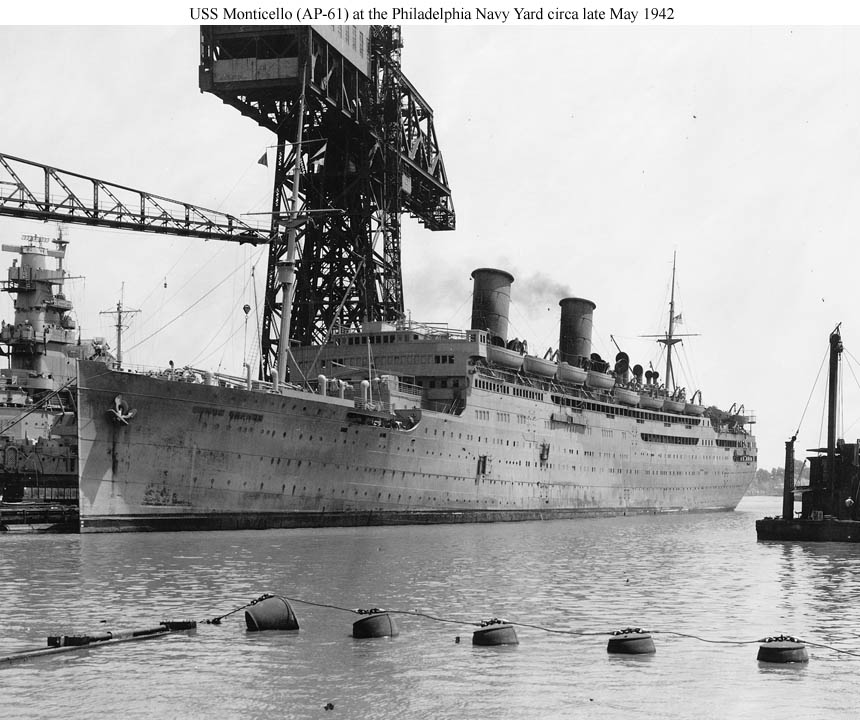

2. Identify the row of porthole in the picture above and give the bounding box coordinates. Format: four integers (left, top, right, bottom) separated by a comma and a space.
197, 422, 301, 441
193, 446, 731, 485
187, 474, 719, 502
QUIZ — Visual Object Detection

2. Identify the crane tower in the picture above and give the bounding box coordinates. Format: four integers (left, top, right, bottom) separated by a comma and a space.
199, 25, 455, 379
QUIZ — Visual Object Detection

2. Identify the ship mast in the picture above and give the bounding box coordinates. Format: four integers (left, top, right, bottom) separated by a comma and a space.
641, 253, 697, 392
661, 252, 681, 390
275, 62, 307, 389
100, 283, 139, 371
826, 324, 843, 505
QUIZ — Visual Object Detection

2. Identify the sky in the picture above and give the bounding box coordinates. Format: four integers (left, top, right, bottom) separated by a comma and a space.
2, 8, 860, 469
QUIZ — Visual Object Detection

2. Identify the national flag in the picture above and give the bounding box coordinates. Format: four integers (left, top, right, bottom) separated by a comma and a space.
257, 152, 268, 167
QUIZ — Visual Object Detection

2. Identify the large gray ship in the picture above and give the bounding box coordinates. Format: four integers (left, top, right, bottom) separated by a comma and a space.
0, 27, 756, 532
75, 263, 756, 532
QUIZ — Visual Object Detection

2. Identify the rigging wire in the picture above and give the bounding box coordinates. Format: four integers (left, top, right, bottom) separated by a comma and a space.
189, 310, 243, 368
841, 347, 860, 435
192, 323, 247, 368
840, 351, 844, 440
129, 151, 271, 317
252, 265, 263, 371
818, 370, 829, 453
676, 341, 700, 397
795, 341, 830, 438
124, 253, 258, 355
0, 378, 76, 436
130, 243, 232, 338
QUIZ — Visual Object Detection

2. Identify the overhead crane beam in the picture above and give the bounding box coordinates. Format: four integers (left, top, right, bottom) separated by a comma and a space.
0, 153, 269, 244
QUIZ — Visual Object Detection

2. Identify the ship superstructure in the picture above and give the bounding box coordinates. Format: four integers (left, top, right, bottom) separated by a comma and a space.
74, 267, 756, 532
0, 235, 110, 506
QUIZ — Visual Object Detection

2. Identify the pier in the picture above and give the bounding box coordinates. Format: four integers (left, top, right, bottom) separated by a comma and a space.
0, 502, 78, 532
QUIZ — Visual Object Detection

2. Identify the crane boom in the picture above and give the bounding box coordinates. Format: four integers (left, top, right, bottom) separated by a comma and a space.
0, 153, 269, 244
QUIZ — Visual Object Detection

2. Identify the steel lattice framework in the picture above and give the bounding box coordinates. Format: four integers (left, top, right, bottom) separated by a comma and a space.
199, 25, 454, 379
0, 153, 269, 243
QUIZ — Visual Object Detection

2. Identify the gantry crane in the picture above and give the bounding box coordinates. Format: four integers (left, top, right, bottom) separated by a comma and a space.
0, 26, 454, 382
199, 25, 454, 378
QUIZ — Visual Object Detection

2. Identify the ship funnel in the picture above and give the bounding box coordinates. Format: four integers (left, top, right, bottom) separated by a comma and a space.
614, 352, 630, 382
558, 297, 596, 366
470, 268, 515, 345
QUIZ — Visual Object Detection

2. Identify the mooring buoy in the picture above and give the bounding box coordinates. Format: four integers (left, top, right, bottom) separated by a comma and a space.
352, 609, 399, 638
244, 595, 299, 631
607, 627, 656, 655
472, 618, 518, 646
757, 635, 809, 663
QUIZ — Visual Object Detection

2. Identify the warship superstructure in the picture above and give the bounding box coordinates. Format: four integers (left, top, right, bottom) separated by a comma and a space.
0, 235, 110, 515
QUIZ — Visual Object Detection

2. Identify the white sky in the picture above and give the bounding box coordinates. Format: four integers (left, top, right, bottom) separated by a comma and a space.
2, 8, 860, 469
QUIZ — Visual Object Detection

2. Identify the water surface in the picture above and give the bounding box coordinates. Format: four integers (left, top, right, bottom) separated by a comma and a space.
3, 497, 858, 719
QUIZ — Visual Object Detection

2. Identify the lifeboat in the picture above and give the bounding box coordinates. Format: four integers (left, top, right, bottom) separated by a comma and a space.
684, 402, 706, 416
639, 393, 664, 410
586, 370, 614, 390
663, 398, 685, 413
523, 355, 557, 378
557, 362, 587, 385
487, 344, 524, 370
614, 387, 639, 406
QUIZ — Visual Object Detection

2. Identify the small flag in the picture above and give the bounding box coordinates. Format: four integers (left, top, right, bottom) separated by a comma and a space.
673, 313, 683, 324
257, 152, 268, 167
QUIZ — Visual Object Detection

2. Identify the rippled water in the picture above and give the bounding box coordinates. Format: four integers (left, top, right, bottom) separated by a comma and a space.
2, 496, 859, 719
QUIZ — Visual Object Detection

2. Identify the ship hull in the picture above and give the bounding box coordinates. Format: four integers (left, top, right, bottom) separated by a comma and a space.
76, 361, 754, 533
756, 517, 860, 542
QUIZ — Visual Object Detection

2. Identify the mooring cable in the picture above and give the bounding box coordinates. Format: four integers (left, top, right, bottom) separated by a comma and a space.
200, 592, 860, 659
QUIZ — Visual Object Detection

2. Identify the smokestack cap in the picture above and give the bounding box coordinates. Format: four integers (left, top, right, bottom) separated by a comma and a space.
471, 268, 515, 284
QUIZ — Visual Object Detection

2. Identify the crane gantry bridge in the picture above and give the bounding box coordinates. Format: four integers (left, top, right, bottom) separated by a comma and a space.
0, 25, 455, 379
